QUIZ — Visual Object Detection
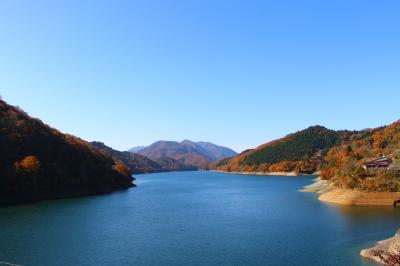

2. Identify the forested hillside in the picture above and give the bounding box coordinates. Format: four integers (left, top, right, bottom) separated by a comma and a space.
320, 122, 400, 191
154, 157, 198, 172
91, 142, 165, 174
211, 126, 354, 174
0, 99, 133, 204
211, 120, 400, 193
91, 142, 198, 173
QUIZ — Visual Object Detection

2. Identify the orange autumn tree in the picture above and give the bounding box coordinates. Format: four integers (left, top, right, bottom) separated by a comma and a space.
14, 155, 41, 174
268, 161, 295, 172
112, 162, 131, 177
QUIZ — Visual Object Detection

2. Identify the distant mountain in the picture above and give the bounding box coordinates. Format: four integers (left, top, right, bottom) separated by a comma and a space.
136, 140, 237, 169
128, 146, 146, 153
0, 99, 133, 205
195, 141, 238, 161
211, 126, 354, 174
92, 142, 198, 173
91, 142, 164, 174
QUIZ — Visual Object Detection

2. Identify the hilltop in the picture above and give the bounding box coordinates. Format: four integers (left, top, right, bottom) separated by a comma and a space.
211, 126, 353, 174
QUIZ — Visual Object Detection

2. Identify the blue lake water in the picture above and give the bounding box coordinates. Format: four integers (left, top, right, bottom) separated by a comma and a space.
0, 171, 399, 266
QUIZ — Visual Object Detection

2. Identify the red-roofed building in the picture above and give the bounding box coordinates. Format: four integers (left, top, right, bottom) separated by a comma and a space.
362, 156, 393, 170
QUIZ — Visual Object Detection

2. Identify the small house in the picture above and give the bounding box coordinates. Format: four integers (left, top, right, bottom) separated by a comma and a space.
362, 156, 393, 170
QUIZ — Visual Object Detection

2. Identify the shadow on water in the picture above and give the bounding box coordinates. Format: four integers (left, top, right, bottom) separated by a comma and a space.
335, 205, 400, 219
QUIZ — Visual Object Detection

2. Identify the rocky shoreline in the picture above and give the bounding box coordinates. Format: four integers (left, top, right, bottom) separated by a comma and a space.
360, 230, 400, 265
299, 177, 332, 194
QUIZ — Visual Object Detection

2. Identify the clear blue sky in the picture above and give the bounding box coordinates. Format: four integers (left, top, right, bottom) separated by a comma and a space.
1, 0, 399, 152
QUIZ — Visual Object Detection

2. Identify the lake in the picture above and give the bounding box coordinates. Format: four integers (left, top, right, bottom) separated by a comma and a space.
0, 171, 399, 266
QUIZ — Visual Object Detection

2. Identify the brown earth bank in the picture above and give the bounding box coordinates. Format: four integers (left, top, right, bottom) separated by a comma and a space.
319, 189, 400, 206
300, 177, 400, 206
209, 170, 316, 176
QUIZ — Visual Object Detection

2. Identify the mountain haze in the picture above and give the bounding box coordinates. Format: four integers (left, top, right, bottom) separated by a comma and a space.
128, 146, 146, 153
135, 140, 237, 169
91, 142, 164, 174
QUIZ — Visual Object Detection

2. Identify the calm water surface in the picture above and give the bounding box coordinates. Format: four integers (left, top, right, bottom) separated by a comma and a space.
0, 171, 399, 266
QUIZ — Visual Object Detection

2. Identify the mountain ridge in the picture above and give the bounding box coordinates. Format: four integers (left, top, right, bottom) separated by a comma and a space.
128, 146, 146, 153
92, 141, 198, 173
90, 141, 164, 174
134, 140, 237, 169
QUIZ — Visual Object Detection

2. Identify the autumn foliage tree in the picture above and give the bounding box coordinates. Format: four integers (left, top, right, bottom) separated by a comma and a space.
14, 156, 41, 174
112, 162, 131, 177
